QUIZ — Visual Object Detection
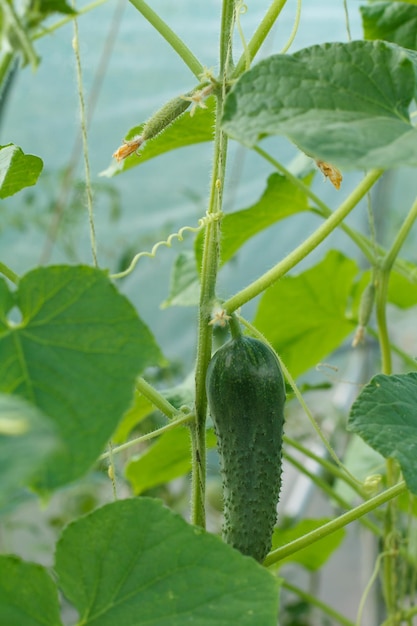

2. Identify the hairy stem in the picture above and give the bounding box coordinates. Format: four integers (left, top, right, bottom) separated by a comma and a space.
128, 0, 204, 78
190, 0, 234, 528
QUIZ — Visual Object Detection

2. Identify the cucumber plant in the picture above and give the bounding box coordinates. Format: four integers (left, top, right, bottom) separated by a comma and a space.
1, 1, 417, 625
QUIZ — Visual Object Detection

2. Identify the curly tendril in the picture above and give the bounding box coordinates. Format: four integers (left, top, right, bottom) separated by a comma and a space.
110, 211, 223, 280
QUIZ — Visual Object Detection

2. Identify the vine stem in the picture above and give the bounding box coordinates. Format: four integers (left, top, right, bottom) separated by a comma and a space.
375, 192, 417, 621
128, 0, 204, 79
282, 580, 356, 626
232, 0, 288, 77
223, 168, 384, 314
284, 435, 368, 500
284, 450, 380, 535
258, 146, 417, 283
99, 412, 195, 461
72, 11, 98, 267
0, 261, 19, 284
263, 481, 407, 567
190, 0, 234, 529
0, 0, 39, 69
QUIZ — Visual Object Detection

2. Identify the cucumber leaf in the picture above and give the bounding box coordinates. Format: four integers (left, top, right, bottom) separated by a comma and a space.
361, 2, 417, 51
348, 372, 417, 495
0, 555, 62, 626
222, 40, 417, 169
55, 498, 280, 625
0, 145, 43, 198
100, 98, 215, 177
0, 266, 163, 491
253, 250, 358, 378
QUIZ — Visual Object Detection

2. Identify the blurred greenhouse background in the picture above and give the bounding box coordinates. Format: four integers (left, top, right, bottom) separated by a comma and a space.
2, 1, 417, 624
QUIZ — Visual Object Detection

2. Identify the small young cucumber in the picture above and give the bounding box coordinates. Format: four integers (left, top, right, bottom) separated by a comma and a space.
206, 334, 286, 562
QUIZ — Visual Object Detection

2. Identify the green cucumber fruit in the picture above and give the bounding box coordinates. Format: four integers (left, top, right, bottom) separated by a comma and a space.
206, 334, 286, 562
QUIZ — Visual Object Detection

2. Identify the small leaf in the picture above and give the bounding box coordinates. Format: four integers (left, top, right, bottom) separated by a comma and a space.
0, 145, 43, 198
253, 251, 358, 377
271, 519, 345, 570
0, 394, 58, 507
55, 498, 280, 625
0, 266, 163, 490
222, 40, 417, 169
362, 2, 417, 51
162, 250, 200, 308
0, 555, 62, 626
348, 372, 417, 495
100, 98, 215, 177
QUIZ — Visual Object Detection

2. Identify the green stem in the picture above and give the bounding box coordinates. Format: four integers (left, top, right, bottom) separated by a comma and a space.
99, 412, 195, 460
284, 450, 381, 535
282, 580, 356, 626
32, 0, 109, 39
367, 328, 417, 370
223, 169, 384, 314
284, 435, 368, 500
190, 0, 234, 528
0, 0, 39, 69
263, 481, 407, 567
255, 147, 377, 265
0, 261, 19, 284
128, 0, 204, 79
136, 377, 182, 419
382, 195, 417, 274
258, 146, 417, 284
0, 52, 15, 95
375, 196, 417, 623
233, 0, 288, 77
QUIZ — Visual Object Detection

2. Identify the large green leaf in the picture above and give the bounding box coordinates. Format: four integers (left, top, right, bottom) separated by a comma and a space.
0, 266, 163, 490
0, 555, 62, 626
55, 498, 280, 625
271, 519, 345, 571
0, 394, 58, 507
253, 251, 358, 378
100, 98, 215, 177
222, 40, 417, 169
362, 2, 417, 51
348, 372, 417, 495
0, 145, 43, 198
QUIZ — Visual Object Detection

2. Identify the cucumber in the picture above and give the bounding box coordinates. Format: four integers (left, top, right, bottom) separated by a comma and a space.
206, 333, 286, 562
